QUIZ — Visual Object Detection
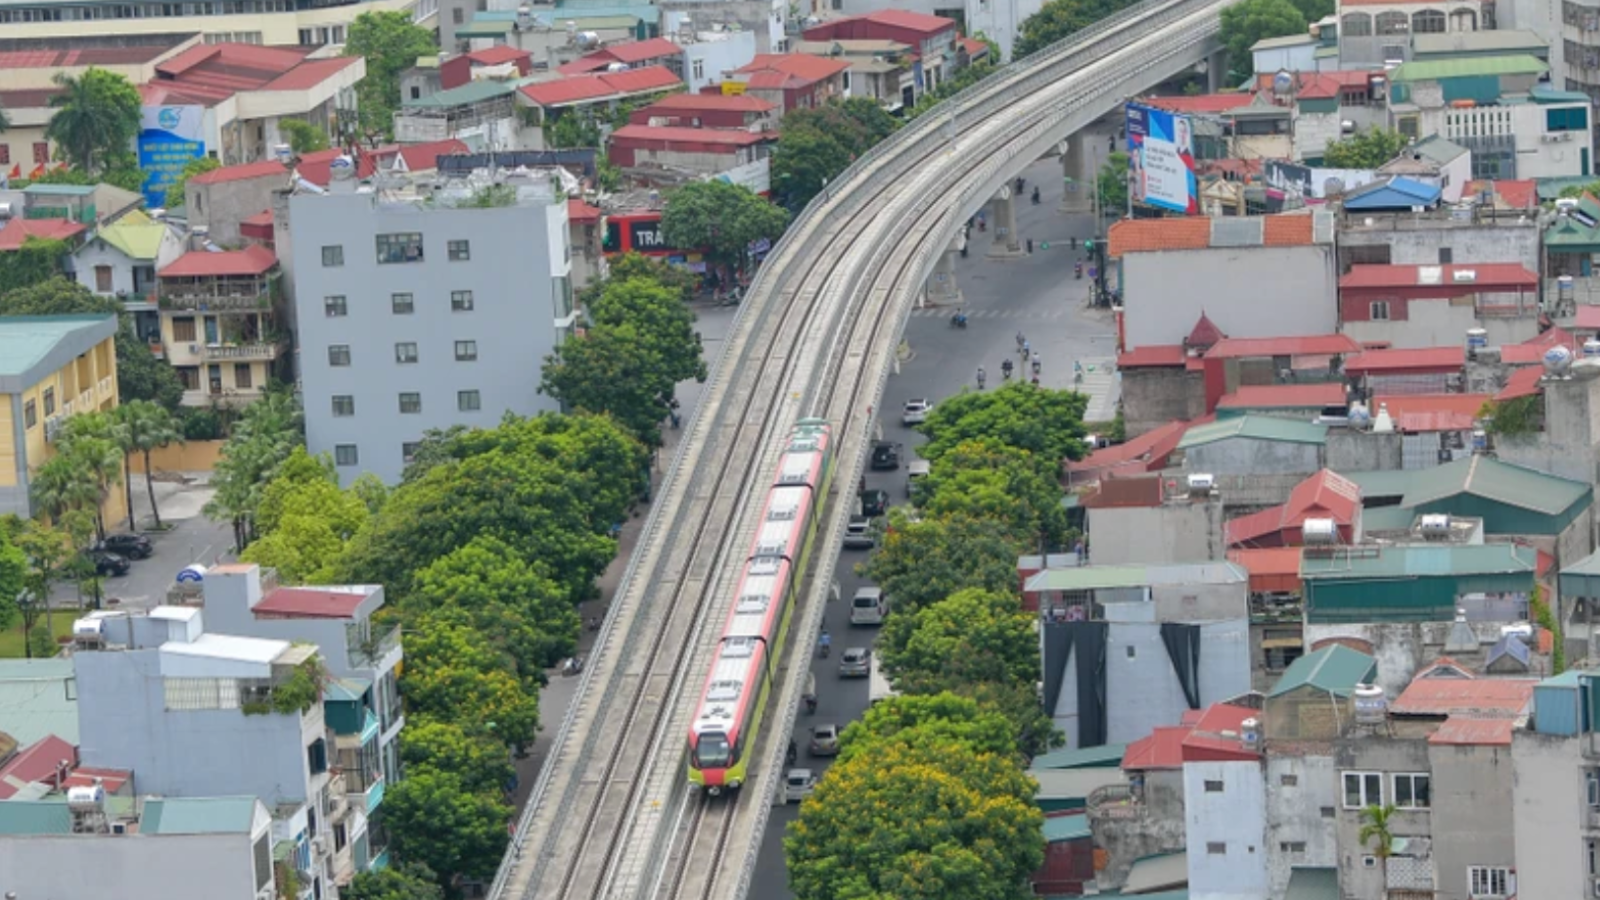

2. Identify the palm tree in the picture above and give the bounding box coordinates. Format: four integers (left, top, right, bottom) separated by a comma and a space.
113, 401, 184, 530
31, 452, 98, 523
1359, 803, 1397, 898
45, 68, 140, 175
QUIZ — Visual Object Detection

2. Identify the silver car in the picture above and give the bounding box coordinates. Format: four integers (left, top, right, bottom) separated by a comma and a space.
843, 515, 876, 549
839, 646, 871, 678
809, 723, 840, 757
902, 398, 932, 425
784, 768, 816, 803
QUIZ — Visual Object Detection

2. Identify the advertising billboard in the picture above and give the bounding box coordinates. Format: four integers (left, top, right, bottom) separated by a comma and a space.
138, 105, 206, 207
1125, 102, 1197, 215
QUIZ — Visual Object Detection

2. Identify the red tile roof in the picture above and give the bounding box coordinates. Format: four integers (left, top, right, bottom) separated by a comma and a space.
1463, 178, 1538, 210
0, 217, 86, 251
1495, 365, 1545, 401
1226, 469, 1362, 546
567, 198, 603, 223
160, 244, 277, 278
1227, 547, 1304, 592
1372, 393, 1489, 420
520, 65, 681, 107
376, 138, 470, 172
468, 45, 532, 66
295, 148, 377, 187
1116, 344, 1186, 368
1576, 305, 1600, 331
1186, 312, 1225, 348
0, 88, 63, 110
733, 53, 850, 85
1143, 92, 1254, 114
858, 8, 957, 32
252, 586, 370, 619
0, 734, 77, 800
1429, 716, 1516, 746
1066, 419, 1189, 474
1390, 676, 1535, 717
0, 44, 177, 69
1121, 725, 1192, 770
959, 36, 990, 58
1216, 383, 1346, 409
1080, 475, 1164, 509
142, 43, 353, 107
240, 209, 273, 228
1339, 263, 1537, 290
639, 92, 775, 113
1107, 214, 1316, 257
1182, 702, 1262, 760
1254, 70, 1371, 99
61, 766, 132, 793
558, 56, 614, 75
1207, 334, 1362, 359
188, 159, 288, 186
604, 37, 684, 64
610, 124, 771, 146
1343, 346, 1464, 374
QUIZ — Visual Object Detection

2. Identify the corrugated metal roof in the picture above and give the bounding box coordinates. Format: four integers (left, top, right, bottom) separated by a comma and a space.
1390, 53, 1548, 81
1081, 475, 1163, 509
159, 244, 277, 278
1122, 852, 1189, 893
1206, 333, 1361, 358
142, 796, 260, 835
1041, 812, 1091, 842
95, 210, 168, 261
1429, 716, 1516, 745
1402, 455, 1590, 518
1122, 726, 1192, 770
1340, 263, 1536, 290
1344, 346, 1464, 373
1391, 675, 1535, 716
1178, 415, 1328, 449
1300, 543, 1537, 580
1495, 365, 1544, 401
1267, 643, 1376, 698
1216, 383, 1346, 409
1032, 742, 1128, 769
1116, 344, 1186, 368
1025, 561, 1246, 592
0, 800, 71, 835
0, 315, 118, 382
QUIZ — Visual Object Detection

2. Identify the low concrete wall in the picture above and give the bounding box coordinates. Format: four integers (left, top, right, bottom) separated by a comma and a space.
129, 440, 225, 474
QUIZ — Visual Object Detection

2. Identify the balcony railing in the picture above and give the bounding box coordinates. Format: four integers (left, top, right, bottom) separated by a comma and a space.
349, 624, 402, 670
1087, 783, 1145, 820
159, 276, 276, 311
363, 776, 386, 814
199, 340, 286, 362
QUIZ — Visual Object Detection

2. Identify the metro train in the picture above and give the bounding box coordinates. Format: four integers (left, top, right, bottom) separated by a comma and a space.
687, 418, 834, 795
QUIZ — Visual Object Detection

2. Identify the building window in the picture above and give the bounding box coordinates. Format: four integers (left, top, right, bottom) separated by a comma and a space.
451, 6, 462, 23
94, 265, 112, 292
1342, 771, 1382, 808
396, 342, 419, 364
1204, 779, 1224, 792
1320, 806, 1336, 818
692, 58, 705, 80
376, 232, 424, 264
329, 345, 352, 366
1206, 842, 1226, 855
234, 364, 252, 389
24, 399, 36, 429
325, 295, 347, 317
1280, 774, 1299, 786
454, 340, 478, 361
176, 367, 200, 390
403, 441, 420, 463
322, 245, 344, 267
1468, 866, 1509, 897
42, 387, 55, 416
451, 290, 474, 311
335, 445, 359, 466
1279, 841, 1306, 853
1549, 106, 1590, 131
172, 317, 197, 342
448, 239, 470, 261
1412, 8, 1445, 31
392, 292, 414, 314
1438, 247, 1453, 263
1587, 769, 1600, 806
333, 395, 355, 417
0, 145, 9, 166
1369, 301, 1390, 321
399, 392, 422, 414
32, 142, 47, 165
458, 389, 481, 411
1393, 773, 1430, 809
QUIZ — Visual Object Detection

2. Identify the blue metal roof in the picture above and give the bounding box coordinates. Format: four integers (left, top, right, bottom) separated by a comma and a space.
1486, 634, 1532, 669
1344, 177, 1442, 211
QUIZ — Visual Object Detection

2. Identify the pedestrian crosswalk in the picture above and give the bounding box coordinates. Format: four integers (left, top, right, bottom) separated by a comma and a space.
909, 306, 1070, 320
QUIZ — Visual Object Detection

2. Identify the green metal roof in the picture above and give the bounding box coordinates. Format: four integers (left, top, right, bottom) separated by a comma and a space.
23, 183, 95, 197
325, 675, 372, 703
456, 21, 512, 35
1177, 415, 1328, 449
1390, 54, 1548, 82
1032, 742, 1128, 769
1301, 543, 1537, 579
1340, 468, 1414, 499
1546, 192, 1600, 247
1025, 562, 1246, 592
1401, 455, 1590, 518
1541, 668, 1585, 687
1561, 550, 1600, 598
142, 797, 259, 835
0, 314, 118, 394
1267, 643, 1376, 698
0, 800, 71, 835
1358, 505, 1418, 533
1411, 134, 1468, 165
1285, 867, 1340, 900
1041, 812, 1091, 842
0, 659, 78, 745
1531, 85, 1593, 104
94, 209, 166, 260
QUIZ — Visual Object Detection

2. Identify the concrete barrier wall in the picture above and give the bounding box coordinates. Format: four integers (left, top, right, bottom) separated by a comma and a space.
129, 440, 225, 474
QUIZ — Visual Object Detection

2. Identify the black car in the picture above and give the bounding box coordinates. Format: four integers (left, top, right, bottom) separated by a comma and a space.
98, 533, 152, 560
86, 550, 130, 577
859, 489, 889, 518
870, 441, 901, 471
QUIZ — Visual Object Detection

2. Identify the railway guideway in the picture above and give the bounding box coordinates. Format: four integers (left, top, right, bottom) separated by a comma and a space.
491, 1, 1233, 897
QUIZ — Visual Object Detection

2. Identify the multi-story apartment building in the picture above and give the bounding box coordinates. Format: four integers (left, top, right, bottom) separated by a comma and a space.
0, 313, 125, 519
71, 606, 343, 899
156, 243, 288, 407
0, 0, 433, 47
285, 167, 573, 484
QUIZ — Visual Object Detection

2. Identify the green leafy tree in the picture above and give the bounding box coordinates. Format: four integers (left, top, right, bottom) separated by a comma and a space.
785, 733, 1044, 900
111, 400, 183, 529
1323, 126, 1409, 169
772, 125, 851, 210
0, 276, 117, 315
1097, 150, 1130, 215
1359, 803, 1396, 891
581, 251, 699, 307
0, 526, 30, 634
921, 438, 1067, 546
0, 238, 70, 295
398, 719, 515, 795
660, 179, 790, 274
13, 521, 70, 656
1288, 0, 1333, 22
1219, 0, 1307, 81
344, 863, 445, 900
836, 692, 1020, 766
46, 68, 142, 175
239, 447, 370, 582
544, 112, 603, 149
960, 679, 1065, 757
401, 613, 541, 748
880, 588, 1038, 695
382, 769, 512, 889
203, 390, 304, 549
859, 512, 1025, 616
279, 118, 331, 154
1015, 0, 1138, 58
782, 98, 898, 157
164, 157, 221, 210
344, 11, 437, 140
916, 381, 1089, 463
398, 425, 470, 484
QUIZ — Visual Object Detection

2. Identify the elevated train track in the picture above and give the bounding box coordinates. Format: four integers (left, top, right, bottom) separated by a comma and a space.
491, 2, 1233, 897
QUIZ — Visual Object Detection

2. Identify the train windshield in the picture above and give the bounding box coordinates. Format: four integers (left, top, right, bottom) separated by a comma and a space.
694, 732, 732, 768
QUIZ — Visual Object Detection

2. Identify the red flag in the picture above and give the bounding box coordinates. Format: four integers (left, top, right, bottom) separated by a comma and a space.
7, 165, 18, 180
52, 161, 67, 171
28, 164, 44, 179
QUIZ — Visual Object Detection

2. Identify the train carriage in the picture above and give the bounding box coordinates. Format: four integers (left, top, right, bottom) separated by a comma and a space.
688, 419, 832, 794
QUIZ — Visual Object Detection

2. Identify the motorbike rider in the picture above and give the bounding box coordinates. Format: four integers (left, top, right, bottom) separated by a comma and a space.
1002, 358, 1014, 380
977, 366, 987, 389
819, 628, 831, 657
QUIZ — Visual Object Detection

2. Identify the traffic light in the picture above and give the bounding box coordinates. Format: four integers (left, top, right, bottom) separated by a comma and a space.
1084, 239, 1096, 252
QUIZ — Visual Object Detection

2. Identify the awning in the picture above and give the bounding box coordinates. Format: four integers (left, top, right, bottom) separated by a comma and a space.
1285, 867, 1339, 900
1122, 852, 1188, 894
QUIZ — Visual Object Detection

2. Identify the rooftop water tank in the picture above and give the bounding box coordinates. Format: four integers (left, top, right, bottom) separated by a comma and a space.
1353, 683, 1387, 725
67, 783, 105, 812
1584, 339, 1600, 359
72, 617, 103, 641
1546, 344, 1575, 376
1419, 513, 1451, 538
1501, 621, 1534, 643
1302, 518, 1338, 544
1240, 717, 1261, 749
1186, 473, 1215, 494
1466, 327, 1487, 355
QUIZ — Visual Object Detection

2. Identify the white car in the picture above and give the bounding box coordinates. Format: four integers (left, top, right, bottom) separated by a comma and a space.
784, 768, 817, 803
902, 398, 932, 425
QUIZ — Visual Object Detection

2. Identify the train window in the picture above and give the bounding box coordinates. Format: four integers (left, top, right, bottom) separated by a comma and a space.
755, 538, 787, 557
748, 558, 780, 576
695, 733, 732, 768
721, 637, 757, 658
737, 593, 770, 614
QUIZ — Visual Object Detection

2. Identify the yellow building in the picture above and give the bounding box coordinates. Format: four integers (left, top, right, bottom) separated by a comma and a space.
157, 244, 286, 406
0, 314, 126, 522
0, 0, 425, 47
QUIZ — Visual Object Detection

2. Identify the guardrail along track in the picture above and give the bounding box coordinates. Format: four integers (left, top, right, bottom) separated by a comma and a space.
491, 1, 1232, 897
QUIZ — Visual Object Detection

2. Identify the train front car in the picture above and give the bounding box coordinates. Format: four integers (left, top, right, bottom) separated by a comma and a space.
687, 419, 831, 795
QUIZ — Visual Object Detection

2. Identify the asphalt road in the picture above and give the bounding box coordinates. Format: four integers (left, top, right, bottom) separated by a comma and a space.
749, 151, 1120, 898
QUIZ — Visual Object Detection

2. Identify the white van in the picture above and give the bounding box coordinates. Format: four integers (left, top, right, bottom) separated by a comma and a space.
850, 586, 888, 625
